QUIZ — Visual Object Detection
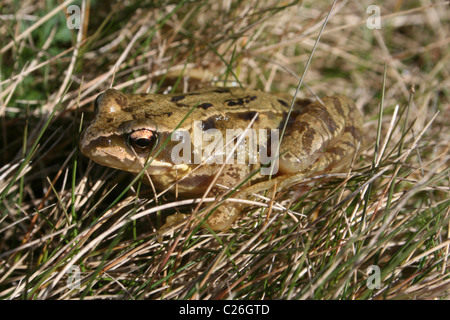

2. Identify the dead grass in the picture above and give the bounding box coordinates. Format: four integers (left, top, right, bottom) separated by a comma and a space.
0, 0, 449, 300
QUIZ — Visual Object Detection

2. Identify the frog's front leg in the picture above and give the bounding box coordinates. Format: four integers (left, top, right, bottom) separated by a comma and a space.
160, 163, 251, 231
202, 163, 251, 231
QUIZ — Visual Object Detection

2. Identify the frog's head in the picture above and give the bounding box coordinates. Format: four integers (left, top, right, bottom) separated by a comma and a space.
79, 89, 189, 175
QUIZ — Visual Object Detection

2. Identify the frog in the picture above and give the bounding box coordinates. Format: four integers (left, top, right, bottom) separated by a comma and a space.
79, 87, 362, 231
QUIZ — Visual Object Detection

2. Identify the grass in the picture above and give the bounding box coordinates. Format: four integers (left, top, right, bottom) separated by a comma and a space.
0, 0, 449, 300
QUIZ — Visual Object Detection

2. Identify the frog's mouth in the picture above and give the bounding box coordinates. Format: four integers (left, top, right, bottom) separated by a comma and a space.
79, 133, 189, 175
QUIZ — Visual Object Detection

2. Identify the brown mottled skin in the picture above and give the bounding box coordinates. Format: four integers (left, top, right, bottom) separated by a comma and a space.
80, 87, 362, 230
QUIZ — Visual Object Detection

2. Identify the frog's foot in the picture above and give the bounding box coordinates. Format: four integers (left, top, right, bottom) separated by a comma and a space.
203, 203, 242, 231
159, 205, 241, 232
160, 213, 190, 231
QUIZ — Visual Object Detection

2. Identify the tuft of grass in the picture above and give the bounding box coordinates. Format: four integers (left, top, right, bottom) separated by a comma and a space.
0, 0, 449, 300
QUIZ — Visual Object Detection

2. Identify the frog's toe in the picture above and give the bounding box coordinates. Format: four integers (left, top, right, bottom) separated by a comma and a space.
204, 205, 241, 231
160, 213, 190, 230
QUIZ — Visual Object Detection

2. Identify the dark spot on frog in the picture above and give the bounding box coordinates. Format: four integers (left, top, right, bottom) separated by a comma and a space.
106, 118, 114, 123
201, 117, 216, 130
237, 111, 259, 121
170, 95, 185, 102
328, 144, 347, 158
225, 99, 241, 106
344, 125, 361, 141
281, 153, 294, 161
115, 96, 128, 110
145, 99, 154, 103
175, 103, 190, 108
314, 104, 338, 134
121, 106, 134, 112
330, 96, 345, 117
243, 96, 257, 104
301, 126, 316, 153
212, 88, 230, 93
144, 111, 172, 118
225, 95, 257, 106
277, 99, 289, 108
198, 102, 213, 110
295, 121, 312, 135
226, 167, 240, 180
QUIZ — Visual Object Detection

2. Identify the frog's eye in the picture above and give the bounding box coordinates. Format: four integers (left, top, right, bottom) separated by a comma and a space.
128, 129, 158, 153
